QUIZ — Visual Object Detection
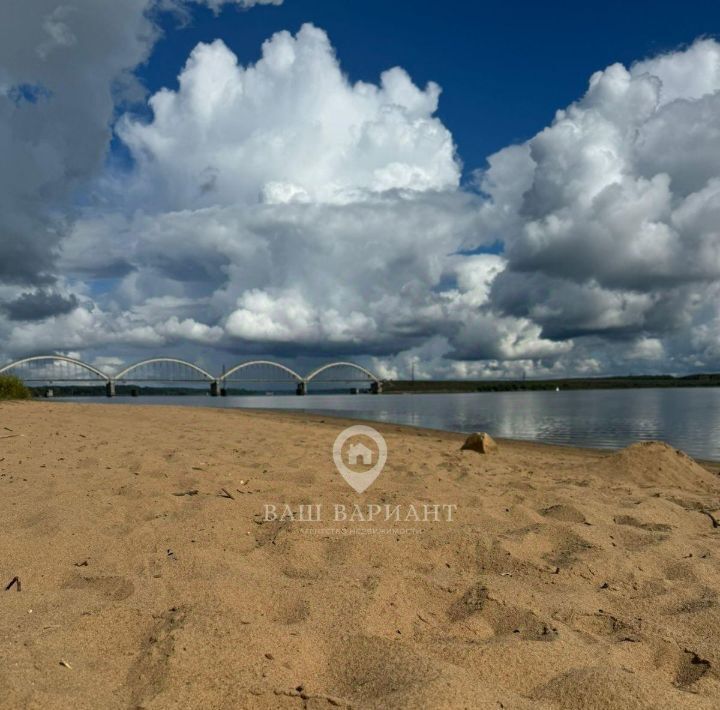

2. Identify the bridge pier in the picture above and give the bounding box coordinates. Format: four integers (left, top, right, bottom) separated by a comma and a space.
106, 381, 116, 398
220, 384, 227, 397
210, 380, 220, 397
370, 381, 382, 394
296, 381, 307, 396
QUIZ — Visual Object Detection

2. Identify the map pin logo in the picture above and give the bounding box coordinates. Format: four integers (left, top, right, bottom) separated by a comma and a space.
333, 425, 387, 493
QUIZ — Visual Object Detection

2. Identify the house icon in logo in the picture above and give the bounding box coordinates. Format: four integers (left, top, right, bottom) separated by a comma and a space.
347, 442, 373, 466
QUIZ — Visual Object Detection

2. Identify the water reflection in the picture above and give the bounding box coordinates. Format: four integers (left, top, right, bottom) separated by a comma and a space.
60, 387, 720, 460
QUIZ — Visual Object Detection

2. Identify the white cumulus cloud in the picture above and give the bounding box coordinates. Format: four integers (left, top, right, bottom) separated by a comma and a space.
5, 12, 720, 380
116, 24, 458, 210
472, 39, 720, 373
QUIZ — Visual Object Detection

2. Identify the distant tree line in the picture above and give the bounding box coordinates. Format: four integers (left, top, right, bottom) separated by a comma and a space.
383, 373, 720, 394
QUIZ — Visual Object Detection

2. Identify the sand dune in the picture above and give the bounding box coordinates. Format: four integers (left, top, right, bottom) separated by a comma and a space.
1, 401, 720, 709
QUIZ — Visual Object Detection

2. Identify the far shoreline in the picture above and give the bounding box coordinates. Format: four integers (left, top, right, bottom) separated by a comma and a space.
24, 376, 720, 400
383, 373, 720, 394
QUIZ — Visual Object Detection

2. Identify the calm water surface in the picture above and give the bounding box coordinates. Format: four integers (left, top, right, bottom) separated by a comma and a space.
58, 387, 720, 461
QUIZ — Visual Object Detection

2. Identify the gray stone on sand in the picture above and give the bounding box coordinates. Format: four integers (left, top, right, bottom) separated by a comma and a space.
460, 432, 497, 454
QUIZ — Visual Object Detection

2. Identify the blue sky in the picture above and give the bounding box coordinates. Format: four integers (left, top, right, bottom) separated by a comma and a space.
3, 0, 720, 379
140, 0, 720, 179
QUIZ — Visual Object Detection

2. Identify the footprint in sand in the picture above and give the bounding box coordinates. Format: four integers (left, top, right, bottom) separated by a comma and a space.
540, 503, 587, 524
75, 456, 100, 470
653, 642, 713, 690
329, 634, 439, 704
64, 575, 135, 601
662, 560, 699, 582
542, 530, 594, 567
665, 589, 716, 614
446, 582, 488, 622
612, 515, 673, 552
271, 598, 310, 625
674, 650, 712, 689
614, 515, 673, 532
447, 582, 557, 641
572, 611, 639, 642
533, 667, 658, 709
127, 606, 187, 707
253, 517, 292, 548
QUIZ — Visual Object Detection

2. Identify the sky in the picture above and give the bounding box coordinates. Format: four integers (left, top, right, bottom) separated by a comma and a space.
143, 1, 720, 177
2, 0, 720, 380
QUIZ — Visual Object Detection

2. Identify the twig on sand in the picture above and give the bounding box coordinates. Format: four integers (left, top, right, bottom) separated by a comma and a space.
173, 490, 199, 497
218, 488, 235, 500
5, 576, 21, 591
0, 434, 20, 440
59, 660, 72, 669
701, 510, 719, 528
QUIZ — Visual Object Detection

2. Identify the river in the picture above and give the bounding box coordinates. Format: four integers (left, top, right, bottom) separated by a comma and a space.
56, 386, 720, 460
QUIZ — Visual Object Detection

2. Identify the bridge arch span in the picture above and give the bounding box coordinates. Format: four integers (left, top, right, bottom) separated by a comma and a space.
114, 358, 215, 382
0, 355, 110, 381
305, 361, 381, 383
222, 360, 303, 382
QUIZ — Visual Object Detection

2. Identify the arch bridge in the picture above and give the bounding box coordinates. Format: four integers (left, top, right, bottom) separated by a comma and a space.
0, 355, 383, 397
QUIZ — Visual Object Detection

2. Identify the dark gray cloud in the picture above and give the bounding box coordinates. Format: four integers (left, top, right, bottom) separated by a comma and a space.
0, 0, 158, 288
2, 290, 78, 321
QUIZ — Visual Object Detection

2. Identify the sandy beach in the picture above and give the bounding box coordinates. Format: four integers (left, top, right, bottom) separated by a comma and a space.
1, 401, 720, 709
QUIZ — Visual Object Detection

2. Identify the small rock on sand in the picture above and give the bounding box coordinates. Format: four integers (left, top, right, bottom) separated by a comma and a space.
460, 432, 497, 454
